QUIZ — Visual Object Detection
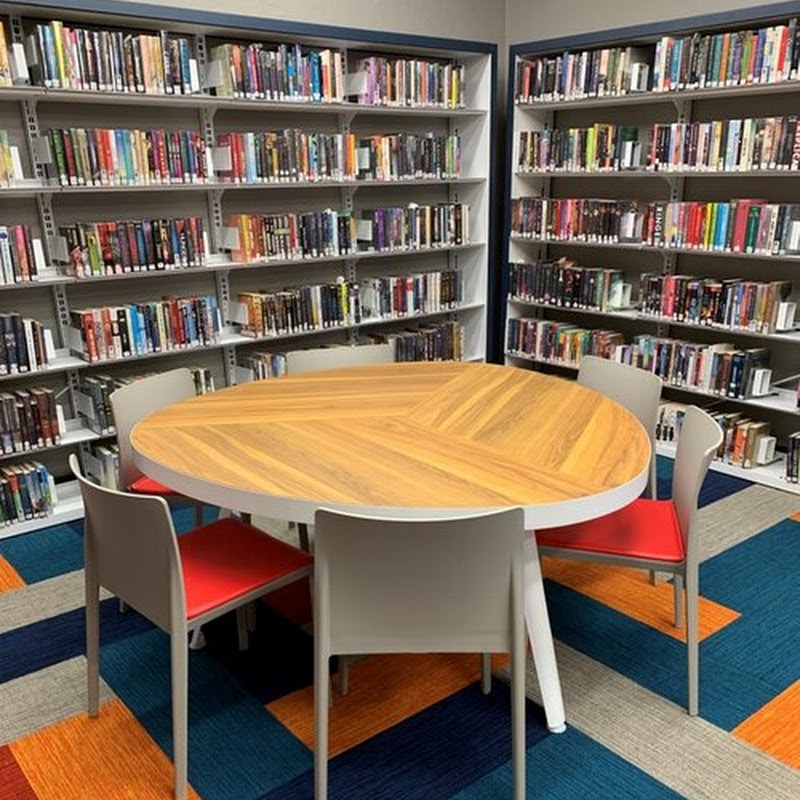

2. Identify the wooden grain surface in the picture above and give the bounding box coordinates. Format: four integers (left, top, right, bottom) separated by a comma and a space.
131, 362, 650, 522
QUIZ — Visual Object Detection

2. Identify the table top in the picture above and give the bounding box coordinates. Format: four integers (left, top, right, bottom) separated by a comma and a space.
131, 361, 650, 528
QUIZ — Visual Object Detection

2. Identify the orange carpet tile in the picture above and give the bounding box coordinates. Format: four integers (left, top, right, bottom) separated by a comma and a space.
791, 511, 800, 522
268, 652, 507, 757
733, 680, 800, 770
10, 699, 202, 800
0, 556, 25, 593
542, 558, 740, 641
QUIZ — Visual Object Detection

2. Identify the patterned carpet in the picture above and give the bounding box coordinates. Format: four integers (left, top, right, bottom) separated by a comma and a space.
1, 458, 799, 799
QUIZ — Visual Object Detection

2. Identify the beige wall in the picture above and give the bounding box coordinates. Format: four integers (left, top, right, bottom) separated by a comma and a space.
119, 0, 505, 45
506, 0, 789, 45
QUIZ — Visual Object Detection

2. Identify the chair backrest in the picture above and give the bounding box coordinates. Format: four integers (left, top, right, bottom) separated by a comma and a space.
70, 454, 184, 632
578, 355, 662, 496
671, 405, 723, 565
314, 507, 524, 656
285, 343, 393, 375
110, 368, 197, 490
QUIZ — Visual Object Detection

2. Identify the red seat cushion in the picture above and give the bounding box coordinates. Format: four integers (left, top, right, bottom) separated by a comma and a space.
178, 518, 313, 620
536, 498, 684, 563
129, 475, 176, 495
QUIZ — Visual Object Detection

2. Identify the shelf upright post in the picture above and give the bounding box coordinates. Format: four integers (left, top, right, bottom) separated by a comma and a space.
338, 106, 360, 344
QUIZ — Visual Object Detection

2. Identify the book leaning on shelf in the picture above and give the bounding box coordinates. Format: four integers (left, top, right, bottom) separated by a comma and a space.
0, 388, 61, 454
0, 462, 56, 525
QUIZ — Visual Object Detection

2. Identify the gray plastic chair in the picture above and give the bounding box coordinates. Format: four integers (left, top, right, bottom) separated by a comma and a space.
70, 454, 313, 800
313, 507, 527, 800
537, 406, 722, 715
110, 368, 204, 527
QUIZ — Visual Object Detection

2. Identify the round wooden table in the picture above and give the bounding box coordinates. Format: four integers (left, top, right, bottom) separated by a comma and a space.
132, 360, 651, 733
132, 361, 650, 529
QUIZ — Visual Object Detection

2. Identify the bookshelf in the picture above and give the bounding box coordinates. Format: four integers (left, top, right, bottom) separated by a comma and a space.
505, 7, 800, 494
0, 0, 495, 538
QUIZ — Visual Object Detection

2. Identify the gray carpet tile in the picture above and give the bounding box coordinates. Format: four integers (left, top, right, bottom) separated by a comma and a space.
0, 656, 115, 745
508, 643, 800, 800
698, 484, 800, 562
0, 570, 111, 635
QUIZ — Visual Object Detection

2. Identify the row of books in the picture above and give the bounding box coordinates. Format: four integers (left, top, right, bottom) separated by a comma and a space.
237, 281, 360, 338
514, 18, 800, 102
350, 56, 466, 109
516, 124, 641, 173
0, 225, 40, 284
0, 313, 56, 375
0, 387, 61, 455
359, 270, 463, 319
510, 197, 800, 254
24, 21, 198, 94
45, 127, 208, 187
359, 203, 469, 252
661, 403, 779, 471
639, 274, 796, 334
515, 45, 650, 103
374, 319, 463, 362
648, 116, 800, 172
0, 462, 56, 525
507, 260, 629, 313
55, 217, 206, 278
515, 115, 800, 173
209, 42, 345, 103
507, 318, 774, 399
507, 318, 623, 364
69, 296, 222, 363
651, 23, 800, 92
227, 202, 469, 263
77, 367, 215, 436
215, 130, 461, 184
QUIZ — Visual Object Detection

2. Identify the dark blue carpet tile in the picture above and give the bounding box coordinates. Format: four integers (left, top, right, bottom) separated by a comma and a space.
100, 626, 312, 800
0, 523, 84, 583
696, 516, 800, 729
259, 681, 549, 800
200, 603, 315, 704
543, 578, 778, 726
452, 725, 686, 800
656, 455, 751, 506
0, 597, 152, 683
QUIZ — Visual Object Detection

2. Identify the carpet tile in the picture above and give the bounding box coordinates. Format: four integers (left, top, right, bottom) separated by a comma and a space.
0, 745, 36, 800
0, 524, 83, 585
733, 681, 800, 770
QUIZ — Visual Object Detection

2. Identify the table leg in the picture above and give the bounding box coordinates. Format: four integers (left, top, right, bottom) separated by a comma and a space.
524, 533, 567, 733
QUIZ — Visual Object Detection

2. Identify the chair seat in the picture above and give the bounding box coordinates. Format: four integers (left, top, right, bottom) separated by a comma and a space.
536, 498, 684, 562
178, 518, 314, 619
129, 475, 176, 495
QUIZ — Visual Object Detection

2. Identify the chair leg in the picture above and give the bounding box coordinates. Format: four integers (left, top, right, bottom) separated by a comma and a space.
686, 565, 699, 716
246, 600, 258, 632
119, 598, 129, 613
512, 582, 526, 800
193, 502, 203, 528
524, 533, 566, 733
648, 570, 657, 585
298, 523, 311, 552
236, 608, 249, 651
86, 574, 100, 717
480, 652, 492, 694
673, 574, 684, 629
314, 655, 329, 799
170, 629, 189, 800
